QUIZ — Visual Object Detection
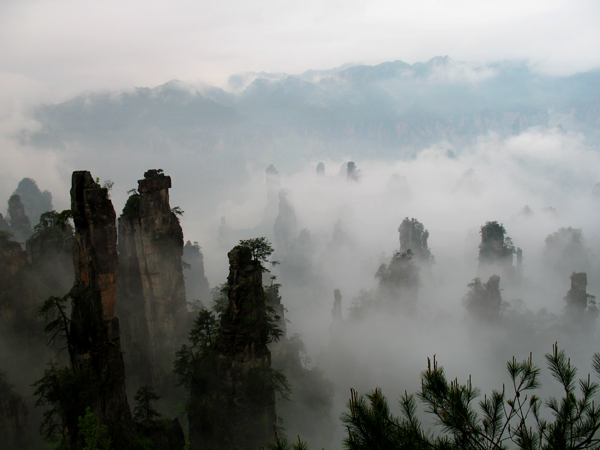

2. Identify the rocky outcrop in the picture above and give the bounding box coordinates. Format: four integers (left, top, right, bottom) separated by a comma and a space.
464, 275, 502, 319
265, 164, 281, 224
26, 211, 74, 300
1, 211, 73, 310
0, 373, 30, 450
398, 217, 433, 264
316, 162, 325, 176
516, 247, 523, 281
117, 170, 188, 394
183, 240, 211, 306
266, 283, 286, 338
328, 219, 352, 252
0, 214, 9, 232
68, 171, 134, 448
13, 178, 53, 227
7, 195, 32, 244
345, 161, 359, 181
0, 232, 30, 322
478, 221, 516, 279
375, 250, 420, 312
273, 190, 298, 259
566, 272, 588, 310
0, 233, 28, 295
544, 227, 591, 276
0, 214, 73, 447
332, 289, 342, 322
564, 272, 597, 323
211, 246, 276, 450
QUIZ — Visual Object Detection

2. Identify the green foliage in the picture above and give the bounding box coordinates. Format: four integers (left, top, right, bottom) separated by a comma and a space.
39, 295, 70, 340
27, 210, 73, 255
32, 210, 73, 234
213, 281, 283, 345
400, 217, 426, 238
539, 345, 600, 449
348, 289, 378, 320
341, 387, 429, 450
268, 424, 310, 450
0, 229, 14, 243
78, 407, 112, 450
246, 366, 292, 402
122, 192, 140, 219
238, 237, 277, 272
479, 221, 515, 264
133, 386, 162, 422
210, 283, 229, 316
33, 364, 92, 447
102, 180, 114, 192
258, 301, 285, 346
132, 435, 154, 450
38, 294, 75, 368
174, 306, 225, 445
338, 345, 600, 450
94, 178, 114, 199
171, 206, 184, 216
174, 308, 219, 391
176, 283, 289, 448
375, 249, 417, 285
463, 276, 502, 319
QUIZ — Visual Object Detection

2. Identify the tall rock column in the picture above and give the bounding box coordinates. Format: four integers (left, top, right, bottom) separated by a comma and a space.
212, 246, 276, 450
68, 171, 134, 448
117, 169, 188, 394
332, 289, 343, 322
398, 217, 433, 264
7, 194, 32, 244
0, 233, 28, 298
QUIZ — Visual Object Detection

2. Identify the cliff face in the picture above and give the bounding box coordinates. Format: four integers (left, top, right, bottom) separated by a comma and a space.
0, 214, 74, 450
0, 232, 32, 324
1, 211, 73, 319
0, 214, 9, 232
25, 211, 74, 304
212, 246, 275, 450
117, 170, 188, 392
0, 233, 28, 296
68, 171, 134, 448
265, 284, 286, 338
0, 374, 30, 450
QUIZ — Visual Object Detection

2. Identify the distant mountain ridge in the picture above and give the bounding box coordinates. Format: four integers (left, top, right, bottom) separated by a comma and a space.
27, 56, 600, 170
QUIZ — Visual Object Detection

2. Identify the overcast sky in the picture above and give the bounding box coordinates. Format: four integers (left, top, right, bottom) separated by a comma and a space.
1, 0, 599, 104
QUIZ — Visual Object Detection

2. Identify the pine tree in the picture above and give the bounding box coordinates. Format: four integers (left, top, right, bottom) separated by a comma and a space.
133, 386, 161, 422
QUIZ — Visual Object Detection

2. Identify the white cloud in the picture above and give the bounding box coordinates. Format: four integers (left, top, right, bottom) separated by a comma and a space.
0, 0, 598, 100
